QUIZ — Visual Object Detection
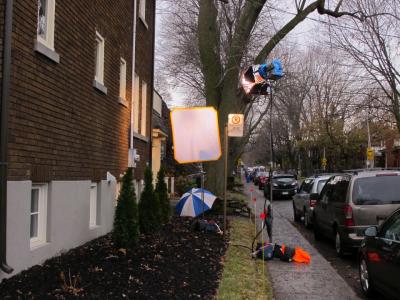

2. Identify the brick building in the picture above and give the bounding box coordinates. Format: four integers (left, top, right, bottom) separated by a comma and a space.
152, 90, 176, 196
0, 0, 155, 279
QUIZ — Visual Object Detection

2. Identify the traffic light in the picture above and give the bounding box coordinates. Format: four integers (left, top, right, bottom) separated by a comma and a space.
241, 59, 284, 95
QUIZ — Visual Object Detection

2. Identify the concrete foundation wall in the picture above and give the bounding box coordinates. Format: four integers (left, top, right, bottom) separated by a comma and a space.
1, 180, 116, 281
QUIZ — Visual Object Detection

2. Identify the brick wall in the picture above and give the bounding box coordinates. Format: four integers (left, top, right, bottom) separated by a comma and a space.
0, 0, 4, 93
132, 0, 155, 181
6, 0, 155, 182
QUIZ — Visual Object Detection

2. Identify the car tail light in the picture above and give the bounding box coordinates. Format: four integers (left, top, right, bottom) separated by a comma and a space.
343, 205, 354, 227
367, 251, 381, 262
309, 194, 318, 207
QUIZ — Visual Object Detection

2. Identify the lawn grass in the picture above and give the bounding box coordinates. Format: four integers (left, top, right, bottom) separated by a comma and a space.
217, 217, 273, 300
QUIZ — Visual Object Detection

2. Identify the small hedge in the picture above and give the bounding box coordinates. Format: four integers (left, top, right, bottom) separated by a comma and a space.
112, 168, 139, 248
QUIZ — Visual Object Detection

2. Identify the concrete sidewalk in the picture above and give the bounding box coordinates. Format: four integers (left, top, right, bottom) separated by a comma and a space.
243, 180, 361, 300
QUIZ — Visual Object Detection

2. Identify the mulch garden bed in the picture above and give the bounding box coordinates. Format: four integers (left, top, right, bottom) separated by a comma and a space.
0, 217, 229, 299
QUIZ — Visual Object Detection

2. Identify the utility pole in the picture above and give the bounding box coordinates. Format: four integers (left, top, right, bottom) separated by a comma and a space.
366, 108, 374, 168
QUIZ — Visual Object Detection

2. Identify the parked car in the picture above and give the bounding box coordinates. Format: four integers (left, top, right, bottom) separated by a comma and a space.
358, 208, 400, 298
257, 171, 269, 190
253, 170, 261, 185
293, 174, 333, 227
313, 170, 400, 257
264, 174, 298, 199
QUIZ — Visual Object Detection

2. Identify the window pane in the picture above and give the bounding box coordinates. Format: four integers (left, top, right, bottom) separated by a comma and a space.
384, 218, 400, 241
352, 176, 400, 205
31, 189, 39, 213
140, 0, 146, 18
95, 40, 100, 79
30, 214, 38, 238
317, 180, 327, 194
37, 0, 47, 38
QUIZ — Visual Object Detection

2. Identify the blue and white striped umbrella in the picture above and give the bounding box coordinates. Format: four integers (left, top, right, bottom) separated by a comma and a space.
176, 188, 217, 217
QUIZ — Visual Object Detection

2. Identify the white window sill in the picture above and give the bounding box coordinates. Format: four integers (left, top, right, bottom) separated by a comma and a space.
34, 40, 60, 63
93, 80, 108, 95
133, 132, 149, 142
118, 97, 129, 107
30, 241, 49, 251
139, 15, 148, 29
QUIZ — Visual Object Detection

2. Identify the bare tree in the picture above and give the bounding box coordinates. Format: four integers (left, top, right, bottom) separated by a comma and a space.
331, 0, 400, 131
158, 0, 370, 194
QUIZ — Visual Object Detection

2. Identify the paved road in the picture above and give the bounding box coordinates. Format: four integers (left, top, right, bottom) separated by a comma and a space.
243, 179, 361, 300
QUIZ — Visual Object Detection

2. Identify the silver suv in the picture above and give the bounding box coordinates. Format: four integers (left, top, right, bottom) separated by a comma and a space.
313, 170, 400, 256
293, 174, 333, 228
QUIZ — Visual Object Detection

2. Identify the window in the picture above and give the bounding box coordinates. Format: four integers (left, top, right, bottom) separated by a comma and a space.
94, 32, 105, 85
119, 58, 127, 100
30, 184, 48, 249
141, 81, 147, 136
37, 0, 55, 50
316, 179, 327, 194
332, 176, 350, 203
320, 178, 336, 203
352, 176, 400, 205
161, 142, 166, 160
380, 214, 400, 242
139, 0, 147, 26
133, 74, 140, 133
89, 183, 99, 228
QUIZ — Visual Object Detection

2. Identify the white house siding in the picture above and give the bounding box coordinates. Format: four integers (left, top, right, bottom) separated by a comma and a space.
0, 180, 116, 281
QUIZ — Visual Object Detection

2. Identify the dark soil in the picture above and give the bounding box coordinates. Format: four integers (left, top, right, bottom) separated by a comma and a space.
0, 217, 228, 299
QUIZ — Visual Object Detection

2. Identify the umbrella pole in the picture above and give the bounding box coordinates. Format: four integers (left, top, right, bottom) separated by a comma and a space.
201, 173, 205, 219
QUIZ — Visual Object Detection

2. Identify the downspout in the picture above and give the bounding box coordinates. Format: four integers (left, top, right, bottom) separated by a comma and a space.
149, 0, 156, 168
0, 0, 14, 274
130, 0, 137, 151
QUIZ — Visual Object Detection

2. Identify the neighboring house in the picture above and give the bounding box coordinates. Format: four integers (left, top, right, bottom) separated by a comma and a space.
377, 137, 400, 168
0, 0, 155, 279
152, 90, 175, 196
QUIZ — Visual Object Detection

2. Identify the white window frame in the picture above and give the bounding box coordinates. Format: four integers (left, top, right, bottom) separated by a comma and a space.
119, 58, 127, 100
140, 81, 147, 136
37, 0, 56, 50
139, 0, 147, 27
89, 183, 98, 228
94, 31, 105, 85
133, 74, 140, 133
30, 184, 48, 250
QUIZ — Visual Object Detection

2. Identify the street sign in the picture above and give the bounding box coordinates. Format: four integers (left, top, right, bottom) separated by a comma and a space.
321, 158, 327, 167
170, 107, 222, 164
228, 114, 244, 137
367, 147, 374, 160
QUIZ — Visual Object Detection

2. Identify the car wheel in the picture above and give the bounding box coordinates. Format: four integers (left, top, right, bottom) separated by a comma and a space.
313, 218, 322, 240
304, 209, 311, 228
359, 256, 374, 297
293, 203, 301, 222
335, 231, 346, 257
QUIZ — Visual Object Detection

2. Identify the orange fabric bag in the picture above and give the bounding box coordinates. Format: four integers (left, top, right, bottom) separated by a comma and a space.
292, 247, 311, 264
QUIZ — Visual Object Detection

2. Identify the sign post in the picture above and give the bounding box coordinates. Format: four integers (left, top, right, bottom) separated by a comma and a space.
223, 114, 244, 232
223, 124, 228, 232
367, 147, 374, 162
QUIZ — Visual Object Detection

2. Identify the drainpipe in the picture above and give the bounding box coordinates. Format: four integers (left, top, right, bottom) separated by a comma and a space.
130, 0, 137, 151
149, 0, 156, 169
0, 0, 14, 274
